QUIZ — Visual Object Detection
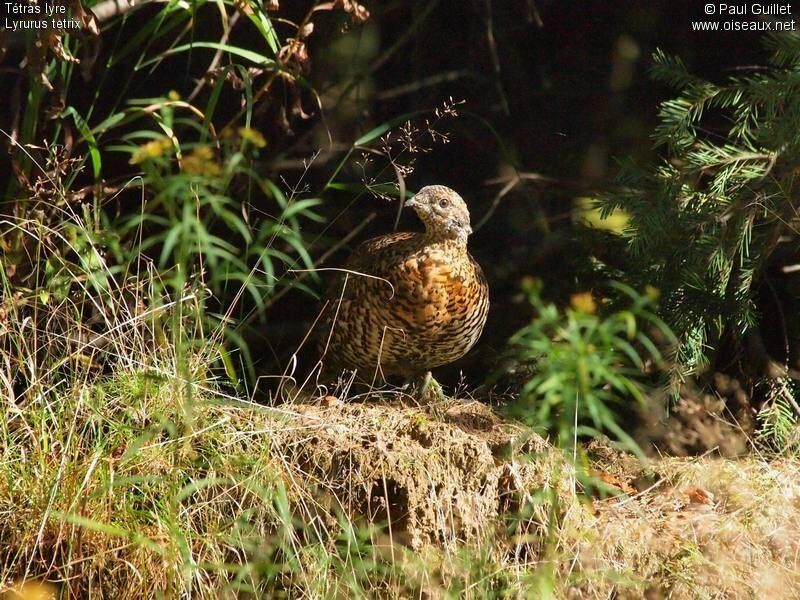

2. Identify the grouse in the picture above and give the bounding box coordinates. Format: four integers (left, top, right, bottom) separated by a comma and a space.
320, 185, 489, 392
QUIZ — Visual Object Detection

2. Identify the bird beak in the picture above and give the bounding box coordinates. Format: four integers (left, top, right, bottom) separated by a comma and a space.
465, 224, 473, 235
404, 195, 420, 209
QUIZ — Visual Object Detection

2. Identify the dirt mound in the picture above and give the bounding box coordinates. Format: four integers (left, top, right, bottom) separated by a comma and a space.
268, 395, 800, 597
272, 396, 565, 549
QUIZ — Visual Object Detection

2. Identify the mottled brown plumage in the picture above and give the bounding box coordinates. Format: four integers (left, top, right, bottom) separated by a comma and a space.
320, 185, 489, 382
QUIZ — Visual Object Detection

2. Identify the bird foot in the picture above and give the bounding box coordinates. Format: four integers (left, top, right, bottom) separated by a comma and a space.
417, 371, 445, 403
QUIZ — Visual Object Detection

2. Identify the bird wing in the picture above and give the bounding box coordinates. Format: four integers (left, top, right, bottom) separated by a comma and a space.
330, 231, 420, 301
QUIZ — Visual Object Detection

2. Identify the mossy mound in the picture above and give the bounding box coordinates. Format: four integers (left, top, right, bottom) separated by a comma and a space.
273, 397, 563, 550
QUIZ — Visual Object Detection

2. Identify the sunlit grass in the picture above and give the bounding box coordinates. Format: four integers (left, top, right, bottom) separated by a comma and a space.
2, 218, 799, 597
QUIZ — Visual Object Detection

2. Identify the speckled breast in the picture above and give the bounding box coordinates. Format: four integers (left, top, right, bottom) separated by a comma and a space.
325, 241, 489, 379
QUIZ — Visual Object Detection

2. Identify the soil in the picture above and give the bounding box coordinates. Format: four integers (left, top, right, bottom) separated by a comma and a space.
269, 393, 800, 597
273, 396, 563, 550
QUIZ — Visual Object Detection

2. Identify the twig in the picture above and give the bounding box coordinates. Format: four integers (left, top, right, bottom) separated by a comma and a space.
375, 70, 473, 101
91, 0, 157, 22
188, 11, 240, 103
482, 0, 510, 116
476, 171, 557, 230
525, 0, 544, 27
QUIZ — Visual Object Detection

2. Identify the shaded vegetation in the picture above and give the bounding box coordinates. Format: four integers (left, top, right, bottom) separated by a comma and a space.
3, 0, 800, 597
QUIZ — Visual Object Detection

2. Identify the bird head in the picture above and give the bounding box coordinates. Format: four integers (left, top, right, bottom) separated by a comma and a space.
405, 185, 473, 243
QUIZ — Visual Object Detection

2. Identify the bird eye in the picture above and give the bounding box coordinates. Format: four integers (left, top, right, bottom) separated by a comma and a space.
438, 198, 449, 208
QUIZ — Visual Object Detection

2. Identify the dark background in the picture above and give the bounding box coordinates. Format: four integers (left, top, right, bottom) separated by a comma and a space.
1, 0, 789, 391
256, 0, 780, 388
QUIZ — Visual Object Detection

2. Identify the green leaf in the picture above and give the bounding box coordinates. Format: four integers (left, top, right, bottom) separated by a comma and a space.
137, 42, 276, 69
62, 106, 101, 179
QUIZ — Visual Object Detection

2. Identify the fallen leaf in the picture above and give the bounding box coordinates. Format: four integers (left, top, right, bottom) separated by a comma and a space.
323, 395, 341, 407
596, 470, 636, 495
686, 486, 714, 505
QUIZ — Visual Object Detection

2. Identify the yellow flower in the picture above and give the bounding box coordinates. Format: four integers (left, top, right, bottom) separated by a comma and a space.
237, 126, 267, 148
520, 275, 541, 294
191, 145, 214, 160
182, 145, 222, 176
570, 291, 597, 314
129, 137, 173, 164
168, 90, 181, 101
644, 285, 660, 301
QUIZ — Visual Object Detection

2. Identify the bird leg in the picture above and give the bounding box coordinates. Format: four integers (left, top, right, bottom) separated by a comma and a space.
417, 370, 445, 403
